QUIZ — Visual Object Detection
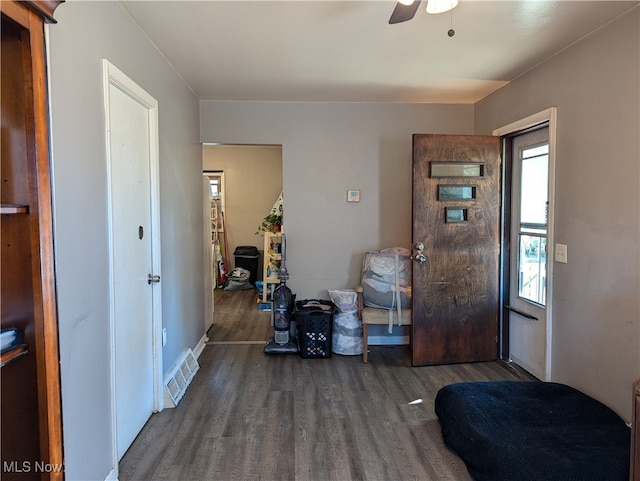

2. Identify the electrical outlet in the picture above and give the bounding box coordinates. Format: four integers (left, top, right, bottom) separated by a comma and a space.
555, 243, 568, 263
162, 328, 167, 346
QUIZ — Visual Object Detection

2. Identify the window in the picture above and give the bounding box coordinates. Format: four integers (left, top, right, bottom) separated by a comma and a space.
207, 175, 221, 199
517, 142, 549, 305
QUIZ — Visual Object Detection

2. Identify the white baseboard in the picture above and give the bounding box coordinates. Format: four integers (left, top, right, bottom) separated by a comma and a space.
193, 333, 209, 359
104, 467, 118, 481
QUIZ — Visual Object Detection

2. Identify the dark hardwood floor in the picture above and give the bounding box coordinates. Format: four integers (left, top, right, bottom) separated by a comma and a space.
207, 289, 273, 343
119, 288, 531, 481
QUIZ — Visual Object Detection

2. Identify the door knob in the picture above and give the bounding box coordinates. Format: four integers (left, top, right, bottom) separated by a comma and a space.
147, 274, 161, 284
414, 242, 426, 264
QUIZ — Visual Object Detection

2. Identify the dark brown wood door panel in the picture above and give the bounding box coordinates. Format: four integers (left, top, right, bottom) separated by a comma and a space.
411, 134, 501, 366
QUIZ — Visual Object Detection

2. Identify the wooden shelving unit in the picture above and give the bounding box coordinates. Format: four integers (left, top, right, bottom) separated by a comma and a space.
1, 2, 64, 479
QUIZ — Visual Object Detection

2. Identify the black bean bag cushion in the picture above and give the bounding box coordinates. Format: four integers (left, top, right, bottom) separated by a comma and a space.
434, 381, 630, 481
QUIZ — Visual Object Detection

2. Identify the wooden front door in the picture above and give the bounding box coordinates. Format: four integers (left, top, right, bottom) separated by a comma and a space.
411, 134, 501, 366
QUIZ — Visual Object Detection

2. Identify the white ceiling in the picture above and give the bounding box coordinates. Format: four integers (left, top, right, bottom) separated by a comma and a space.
121, 0, 638, 103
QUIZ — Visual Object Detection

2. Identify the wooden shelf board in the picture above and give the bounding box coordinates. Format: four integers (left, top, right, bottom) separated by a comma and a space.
0, 204, 29, 214
0, 345, 28, 367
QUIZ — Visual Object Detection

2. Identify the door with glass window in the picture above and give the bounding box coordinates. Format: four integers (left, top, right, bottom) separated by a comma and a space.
507, 127, 549, 380
412, 134, 501, 366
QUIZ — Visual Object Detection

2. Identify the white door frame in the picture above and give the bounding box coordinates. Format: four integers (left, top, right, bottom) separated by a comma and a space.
494, 107, 557, 381
102, 59, 163, 471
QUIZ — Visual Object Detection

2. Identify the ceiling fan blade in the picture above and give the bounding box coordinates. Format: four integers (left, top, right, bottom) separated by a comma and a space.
388, 0, 422, 24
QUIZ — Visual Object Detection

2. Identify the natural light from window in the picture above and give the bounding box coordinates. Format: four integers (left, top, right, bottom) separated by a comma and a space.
518, 143, 549, 306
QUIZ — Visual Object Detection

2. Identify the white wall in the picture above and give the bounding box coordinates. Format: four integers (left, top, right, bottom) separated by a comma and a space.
475, 7, 640, 421
47, 2, 202, 480
200, 102, 473, 298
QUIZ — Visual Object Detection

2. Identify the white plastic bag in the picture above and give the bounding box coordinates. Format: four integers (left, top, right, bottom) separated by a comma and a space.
224, 267, 252, 291
329, 289, 362, 355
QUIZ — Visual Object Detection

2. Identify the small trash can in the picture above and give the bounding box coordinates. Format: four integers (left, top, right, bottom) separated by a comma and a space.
295, 300, 334, 359
233, 246, 260, 285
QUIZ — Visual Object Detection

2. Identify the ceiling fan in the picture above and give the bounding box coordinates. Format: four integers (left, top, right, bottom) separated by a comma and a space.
389, 0, 459, 24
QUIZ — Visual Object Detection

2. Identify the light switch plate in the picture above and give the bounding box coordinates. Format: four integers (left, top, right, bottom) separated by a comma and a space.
555, 243, 568, 263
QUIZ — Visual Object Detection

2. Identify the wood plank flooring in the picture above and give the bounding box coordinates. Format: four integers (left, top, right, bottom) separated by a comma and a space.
119, 288, 532, 481
207, 289, 273, 343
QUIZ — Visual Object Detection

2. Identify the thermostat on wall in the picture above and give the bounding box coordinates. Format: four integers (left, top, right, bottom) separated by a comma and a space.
346, 190, 361, 202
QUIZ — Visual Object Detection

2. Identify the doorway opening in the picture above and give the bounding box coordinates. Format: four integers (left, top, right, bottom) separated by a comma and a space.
203, 171, 226, 288
202, 144, 283, 344
495, 108, 557, 381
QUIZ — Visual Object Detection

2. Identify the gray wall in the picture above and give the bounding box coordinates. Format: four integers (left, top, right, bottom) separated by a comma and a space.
200, 102, 473, 297
475, 7, 640, 420
48, 2, 202, 480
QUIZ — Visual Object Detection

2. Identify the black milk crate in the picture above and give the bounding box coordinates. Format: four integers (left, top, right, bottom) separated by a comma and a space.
295, 300, 334, 359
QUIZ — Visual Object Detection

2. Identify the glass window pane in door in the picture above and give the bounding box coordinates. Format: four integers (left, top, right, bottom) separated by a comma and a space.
518, 234, 547, 305
520, 145, 549, 229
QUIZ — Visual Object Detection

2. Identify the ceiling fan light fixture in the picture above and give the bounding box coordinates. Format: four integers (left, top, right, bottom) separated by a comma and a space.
426, 0, 458, 14
398, 0, 415, 5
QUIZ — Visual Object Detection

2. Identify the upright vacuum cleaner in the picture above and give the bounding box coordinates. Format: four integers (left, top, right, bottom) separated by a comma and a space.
264, 234, 298, 354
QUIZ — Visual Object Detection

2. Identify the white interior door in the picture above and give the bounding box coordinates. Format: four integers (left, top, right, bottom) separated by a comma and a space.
104, 60, 162, 462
